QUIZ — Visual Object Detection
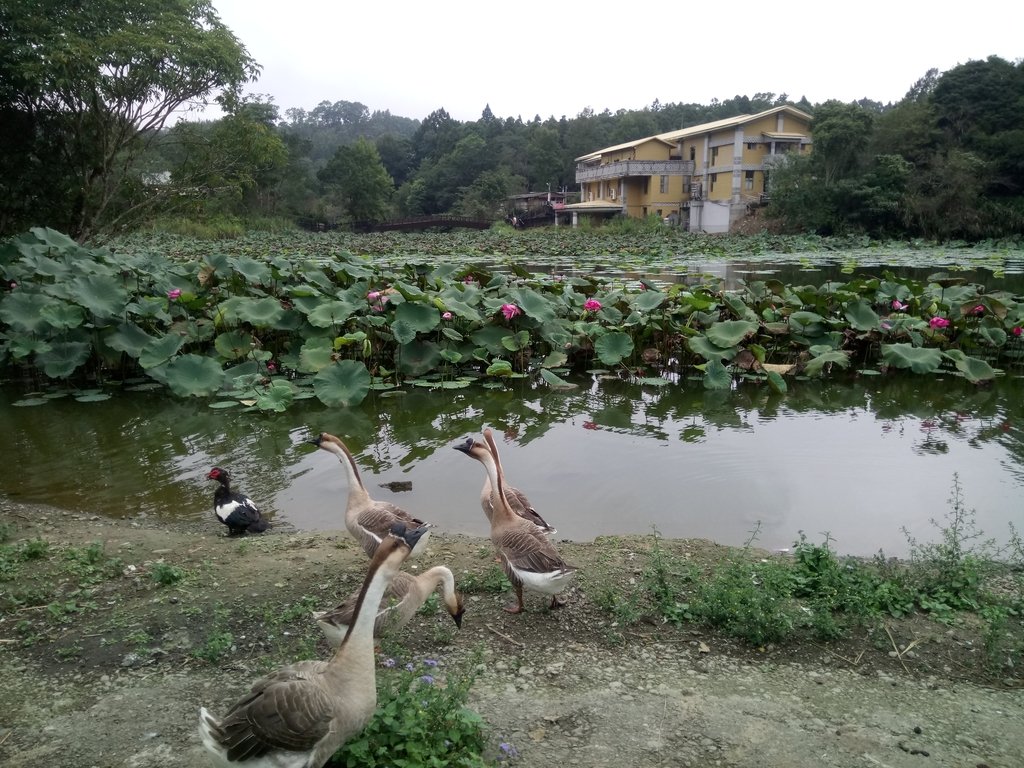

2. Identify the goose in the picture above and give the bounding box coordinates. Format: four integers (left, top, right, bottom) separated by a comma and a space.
207, 467, 269, 535
480, 428, 557, 535
453, 431, 576, 613
309, 432, 431, 559
312, 565, 465, 647
199, 523, 427, 768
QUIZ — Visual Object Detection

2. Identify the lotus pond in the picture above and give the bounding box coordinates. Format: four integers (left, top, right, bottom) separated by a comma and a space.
2, 228, 1023, 556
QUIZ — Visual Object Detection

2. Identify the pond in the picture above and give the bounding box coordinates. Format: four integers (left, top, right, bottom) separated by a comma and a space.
3, 369, 1022, 558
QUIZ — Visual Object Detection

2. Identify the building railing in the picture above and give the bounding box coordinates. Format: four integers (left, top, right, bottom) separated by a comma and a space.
575, 159, 695, 183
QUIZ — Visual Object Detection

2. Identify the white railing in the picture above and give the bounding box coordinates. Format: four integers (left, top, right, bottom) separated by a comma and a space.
575, 159, 695, 182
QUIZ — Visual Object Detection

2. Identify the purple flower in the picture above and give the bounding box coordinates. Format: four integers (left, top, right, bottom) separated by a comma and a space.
423, 659, 438, 667
584, 299, 602, 313
382, 658, 396, 668
442, 311, 453, 321
419, 674, 435, 685
929, 316, 950, 329
498, 742, 519, 761
167, 288, 182, 300
501, 303, 521, 321
891, 300, 907, 311
405, 662, 415, 671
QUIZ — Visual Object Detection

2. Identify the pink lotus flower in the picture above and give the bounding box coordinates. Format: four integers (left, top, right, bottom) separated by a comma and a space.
463, 276, 476, 285
501, 303, 521, 320
367, 291, 382, 301
267, 361, 277, 372
584, 299, 602, 313
1014, 326, 1022, 337
929, 316, 950, 329
167, 288, 182, 300
972, 305, 985, 315
442, 311, 453, 320
881, 321, 893, 331
891, 300, 908, 311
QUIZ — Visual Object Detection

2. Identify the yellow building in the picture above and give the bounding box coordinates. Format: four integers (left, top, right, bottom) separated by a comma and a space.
566, 105, 813, 233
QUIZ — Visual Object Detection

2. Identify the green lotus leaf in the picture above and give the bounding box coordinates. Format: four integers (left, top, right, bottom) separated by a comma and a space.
471, 325, 511, 355
68, 274, 128, 319
486, 359, 514, 377
595, 331, 634, 366
803, 349, 851, 377
844, 299, 880, 331
313, 359, 371, 406
1, 293, 55, 333
255, 381, 296, 412
299, 337, 334, 372
942, 350, 999, 383
13, 397, 50, 407
38, 300, 85, 330
788, 311, 828, 335
687, 334, 736, 361
395, 301, 440, 334
441, 327, 464, 342
540, 368, 577, 390
706, 320, 758, 348
231, 256, 272, 285
438, 288, 482, 322
214, 330, 254, 360
128, 296, 172, 322
631, 290, 666, 312
636, 376, 668, 386
162, 355, 226, 397
36, 341, 91, 378
306, 299, 358, 328
398, 340, 441, 376
881, 343, 942, 374
509, 287, 557, 323
766, 370, 788, 394
721, 294, 757, 321
139, 333, 186, 369
542, 350, 569, 368
104, 323, 156, 358
29, 226, 78, 250
75, 393, 112, 403
700, 359, 732, 390
538, 318, 573, 349
209, 400, 242, 409
334, 331, 368, 349
440, 348, 463, 363
5, 334, 51, 359
234, 297, 285, 327
501, 330, 530, 352
977, 326, 1007, 347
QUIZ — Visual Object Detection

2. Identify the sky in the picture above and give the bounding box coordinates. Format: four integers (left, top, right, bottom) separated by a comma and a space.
206, 0, 1022, 124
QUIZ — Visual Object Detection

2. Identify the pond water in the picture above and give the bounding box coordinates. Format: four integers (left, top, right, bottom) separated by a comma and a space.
3, 370, 1022, 558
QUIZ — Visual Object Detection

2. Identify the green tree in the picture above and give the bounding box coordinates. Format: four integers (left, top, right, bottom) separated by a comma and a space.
809, 101, 875, 185
0, 0, 259, 240
318, 138, 394, 223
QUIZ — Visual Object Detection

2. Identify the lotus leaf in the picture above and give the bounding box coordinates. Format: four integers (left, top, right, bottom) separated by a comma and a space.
68, 274, 128, 319
298, 337, 334, 372
440, 348, 463, 363
214, 330, 254, 360
6, 335, 51, 359
104, 323, 156, 358
687, 334, 736, 361
36, 341, 91, 378
313, 359, 371, 406
164, 355, 225, 397
540, 369, 577, 390
766, 370, 788, 394
706, 320, 758, 348
234, 297, 286, 327
943, 350, 999, 383
75, 393, 112, 403
139, 334, 185, 369
306, 299, 358, 328
397, 340, 441, 376
231, 256, 272, 285
255, 381, 296, 412
395, 301, 439, 333
595, 332, 634, 365
486, 360, 514, 377
631, 290, 666, 312
501, 331, 530, 352
803, 349, 851, 377
788, 311, 828, 335
1, 293, 57, 333
542, 350, 569, 368
470, 325, 511, 355
976, 326, 1008, 347
881, 343, 943, 374
844, 299, 880, 331
700, 359, 733, 390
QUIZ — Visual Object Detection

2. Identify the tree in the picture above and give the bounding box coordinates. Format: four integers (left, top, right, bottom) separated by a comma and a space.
809, 101, 875, 185
0, 0, 259, 240
318, 138, 394, 223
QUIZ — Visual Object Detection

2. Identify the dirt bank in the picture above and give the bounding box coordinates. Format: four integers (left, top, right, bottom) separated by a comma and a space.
0, 498, 1021, 767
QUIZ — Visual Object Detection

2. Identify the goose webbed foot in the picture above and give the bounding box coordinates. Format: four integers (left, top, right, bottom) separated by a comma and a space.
549, 594, 568, 610
503, 602, 525, 614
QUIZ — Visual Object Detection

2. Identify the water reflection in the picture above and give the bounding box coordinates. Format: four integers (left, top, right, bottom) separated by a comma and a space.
2, 372, 1022, 558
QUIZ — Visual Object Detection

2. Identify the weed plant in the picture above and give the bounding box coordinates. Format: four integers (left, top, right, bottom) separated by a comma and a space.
330, 655, 494, 768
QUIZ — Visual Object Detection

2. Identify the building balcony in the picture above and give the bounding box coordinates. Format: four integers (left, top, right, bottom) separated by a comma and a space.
575, 159, 695, 183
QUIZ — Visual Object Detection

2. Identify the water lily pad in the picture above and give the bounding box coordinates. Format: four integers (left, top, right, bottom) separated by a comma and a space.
881, 343, 943, 374
75, 393, 112, 403
313, 359, 371, 406
595, 332, 634, 366
540, 369, 577, 390
13, 398, 49, 407
164, 355, 226, 397
209, 400, 242, 409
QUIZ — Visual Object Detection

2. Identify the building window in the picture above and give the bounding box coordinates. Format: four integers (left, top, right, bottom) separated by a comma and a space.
689, 146, 696, 161
659, 175, 668, 193
747, 142, 757, 150
745, 170, 755, 191
710, 173, 717, 193
711, 147, 719, 165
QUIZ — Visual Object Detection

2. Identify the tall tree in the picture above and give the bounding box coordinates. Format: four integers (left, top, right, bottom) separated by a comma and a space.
318, 138, 394, 223
0, 0, 259, 240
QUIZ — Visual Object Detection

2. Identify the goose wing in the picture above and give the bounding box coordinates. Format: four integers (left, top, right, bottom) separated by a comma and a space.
317, 573, 416, 632
212, 673, 334, 760
495, 527, 573, 575
356, 503, 427, 547
503, 486, 556, 533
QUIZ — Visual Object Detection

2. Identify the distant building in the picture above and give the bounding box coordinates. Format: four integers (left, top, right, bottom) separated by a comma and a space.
566, 105, 813, 233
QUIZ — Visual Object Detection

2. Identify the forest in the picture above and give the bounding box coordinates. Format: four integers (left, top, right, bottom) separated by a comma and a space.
1, 0, 1022, 243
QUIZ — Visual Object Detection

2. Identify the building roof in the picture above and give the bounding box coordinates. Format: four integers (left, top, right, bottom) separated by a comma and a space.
576, 105, 813, 162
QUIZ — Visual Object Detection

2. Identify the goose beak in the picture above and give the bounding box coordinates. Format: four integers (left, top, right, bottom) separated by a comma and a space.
451, 605, 465, 629
451, 437, 474, 454
307, 432, 324, 447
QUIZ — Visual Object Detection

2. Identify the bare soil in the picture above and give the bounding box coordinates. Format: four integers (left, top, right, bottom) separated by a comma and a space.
1, 498, 1022, 768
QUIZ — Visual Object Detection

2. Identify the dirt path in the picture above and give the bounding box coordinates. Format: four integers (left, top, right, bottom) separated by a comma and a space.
1, 500, 1021, 767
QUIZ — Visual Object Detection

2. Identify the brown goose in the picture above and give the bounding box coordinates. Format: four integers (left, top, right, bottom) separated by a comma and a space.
312, 565, 465, 647
453, 431, 576, 613
479, 429, 557, 535
309, 432, 431, 559
198, 523, 427, 768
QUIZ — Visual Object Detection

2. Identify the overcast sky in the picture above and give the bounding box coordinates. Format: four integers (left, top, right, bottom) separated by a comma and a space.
207, 0, 1022, 124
